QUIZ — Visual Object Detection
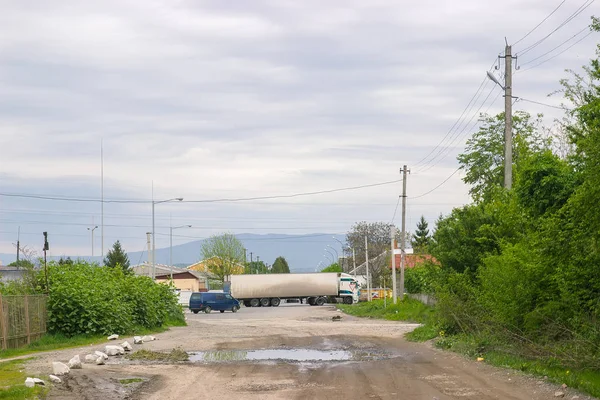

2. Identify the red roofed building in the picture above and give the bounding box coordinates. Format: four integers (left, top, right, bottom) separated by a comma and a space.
389, 253, 439, 270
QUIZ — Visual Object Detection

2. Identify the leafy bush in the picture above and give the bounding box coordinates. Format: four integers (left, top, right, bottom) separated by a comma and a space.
45, 262, 184, 336
404, 262, 444, 294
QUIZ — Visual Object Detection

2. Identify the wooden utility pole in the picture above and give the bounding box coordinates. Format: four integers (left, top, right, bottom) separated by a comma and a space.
399, 165, 409, 300
503, 45, 513, 189
391, 225, 397, 304
365, 236, 371, 302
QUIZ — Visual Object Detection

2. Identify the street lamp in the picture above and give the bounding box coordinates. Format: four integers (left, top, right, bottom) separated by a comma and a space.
170, 224, 192, 280
152, 197, 183, 279
325, 247, 337, 262
323, 252, 334, 264
326, 245, 339, 262
87, 225, 98, 258
332, 237, 346, 272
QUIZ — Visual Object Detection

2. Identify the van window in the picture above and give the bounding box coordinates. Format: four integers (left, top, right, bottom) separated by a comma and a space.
225, 294, 233, 299
190, 293, 202, 300
216, 293, 225, 301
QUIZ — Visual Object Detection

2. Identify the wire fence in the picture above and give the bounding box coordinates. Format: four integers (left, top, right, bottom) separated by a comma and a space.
0, 294, 47, 350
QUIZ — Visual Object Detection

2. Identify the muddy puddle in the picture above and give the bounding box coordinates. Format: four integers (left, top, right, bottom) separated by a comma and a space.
189, 348, 389, 363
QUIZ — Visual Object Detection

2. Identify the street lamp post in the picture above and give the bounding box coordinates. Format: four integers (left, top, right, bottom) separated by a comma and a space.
323, 252, 334, 264
152, 197, 183, 280
170, 224, 192, 280
332, 237, 345, 271
87, 225, 98, 258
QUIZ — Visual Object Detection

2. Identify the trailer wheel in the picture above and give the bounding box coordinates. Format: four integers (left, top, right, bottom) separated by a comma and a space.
250, 298, 260, 307
243, 300, 251, 307
343, 296, 353, 304
307, 297, 316, 306
260, 298, 271, 307
315, 297, 326, 306
270, 298, 281, 307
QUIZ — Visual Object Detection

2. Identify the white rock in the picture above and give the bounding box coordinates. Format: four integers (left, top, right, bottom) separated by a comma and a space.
121, 341, 132, 351
141, 335, 155, 342
67, 354, 82, 369
49, 375, 62, 384
105, 345, 125, 356
32, 378, 45, 386
84, 354, 97, 363
25, 377, 35, 388
52, 362, 70, 376
133, 336, 143, 344
95, 356, 105, 365
94, 351, 109, 360
107, 334, 119, 340
555, 392, 565, 398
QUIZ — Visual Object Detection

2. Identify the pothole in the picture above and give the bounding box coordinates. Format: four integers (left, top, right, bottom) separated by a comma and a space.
189, 348, 390, 363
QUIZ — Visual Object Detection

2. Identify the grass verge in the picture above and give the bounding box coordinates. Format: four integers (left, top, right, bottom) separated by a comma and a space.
119, 378, 145, 385
337, 297, 434, 324
0, 359, 47, 400
0, 321, 186, 360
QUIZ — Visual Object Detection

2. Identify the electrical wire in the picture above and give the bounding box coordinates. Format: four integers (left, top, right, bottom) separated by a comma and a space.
0, 178, 403, 204
409, 168, 462, 200
518, 97, 572, 110
512, 0, 568, 46
520, 25, 591, 66
518, 0, 595, 56
415, 86, 502, 174
518, 30, 594, 72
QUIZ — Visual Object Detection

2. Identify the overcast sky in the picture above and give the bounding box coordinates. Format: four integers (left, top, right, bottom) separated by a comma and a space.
0, 0, 597, 263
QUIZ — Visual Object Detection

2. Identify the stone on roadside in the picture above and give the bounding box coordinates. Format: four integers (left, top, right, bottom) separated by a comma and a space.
68, 354, 82, 369
95, 356, 105, 365
49, 375, 62, 384
562, 383, 568, 389
133, 336, 143, 344
84, 354, 97, 363
107, 334, 119, 340
25, 377, 35, 388
105, 345, 125, 356
141, 335, 155, 342
95, 351, 109, 360
121, 341, 132, 351
32, 378, 45, 386
555, 391, 565, 398
52, 362, 70, 376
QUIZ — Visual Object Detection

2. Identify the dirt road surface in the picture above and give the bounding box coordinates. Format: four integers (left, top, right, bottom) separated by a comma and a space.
22, 304, 596, 400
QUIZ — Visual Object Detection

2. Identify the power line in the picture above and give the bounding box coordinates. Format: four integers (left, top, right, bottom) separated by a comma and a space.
409, 168, 462, 200
518, 97, 572, 110
0, 178, 403, 205
513, 0, 567, 46
518, 30, 594, 72
518, 0, 595, 56
416, 86, 502, 174
390, 195, 401, 224
520, 25, 591, 66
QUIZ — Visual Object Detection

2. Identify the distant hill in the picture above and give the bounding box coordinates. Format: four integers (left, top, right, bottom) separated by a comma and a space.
0, 233, 347, 273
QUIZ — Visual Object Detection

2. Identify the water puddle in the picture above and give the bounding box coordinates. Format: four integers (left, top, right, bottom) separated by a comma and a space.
189, 348, 385, 363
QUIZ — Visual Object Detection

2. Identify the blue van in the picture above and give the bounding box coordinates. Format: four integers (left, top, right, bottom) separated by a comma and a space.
189, 291, 240, 314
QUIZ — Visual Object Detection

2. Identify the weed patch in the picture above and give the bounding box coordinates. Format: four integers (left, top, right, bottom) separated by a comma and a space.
119, 378, 144, 385
337, 298, 434, 323
0, 359, 47, 400
127, 348, 189, 362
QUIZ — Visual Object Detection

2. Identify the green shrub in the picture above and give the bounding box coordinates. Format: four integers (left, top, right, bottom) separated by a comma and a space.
45, 262, 183, 336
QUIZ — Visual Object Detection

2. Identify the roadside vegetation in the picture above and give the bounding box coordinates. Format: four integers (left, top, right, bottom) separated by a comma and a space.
341, 20, 600, 397
127, 348, 189, 362
337, 298, 433, 324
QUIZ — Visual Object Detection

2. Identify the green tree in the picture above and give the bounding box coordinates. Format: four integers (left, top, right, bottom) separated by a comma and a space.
201, 233, 245, 282
8, 259, 34, 269
104, 241, 131, 273
411, 216, 431, 253
321, 263, 342, 273
271, 256, 290, 273
458, 111, 546, 202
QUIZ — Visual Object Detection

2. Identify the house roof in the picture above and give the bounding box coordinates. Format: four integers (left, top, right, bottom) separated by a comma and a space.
155, 271, 205, 281
390, 253, 439, 269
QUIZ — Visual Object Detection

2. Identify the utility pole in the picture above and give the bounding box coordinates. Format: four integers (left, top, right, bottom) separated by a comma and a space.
352, 248, 356, 278
43, 232, 49, 294
256, 256, 260, 273
365, 236, 371, 302
399, 165, 410, 300
391, 225, 397, 304
503, 44, 513, 189
146, 232, 152, 265
101, 139, 104, 262
250, 252, 253, 274
16, 226, 20, 264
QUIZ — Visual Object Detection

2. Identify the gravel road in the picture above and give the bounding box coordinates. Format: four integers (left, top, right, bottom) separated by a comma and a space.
23, 303, 596, 400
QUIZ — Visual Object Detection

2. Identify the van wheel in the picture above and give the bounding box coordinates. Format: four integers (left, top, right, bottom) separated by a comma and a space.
193, 310, 199, 314
220, 310, 225, 313
250, 298, 260, 307
260, 298, 271, 307
270, 298, 281, 307
204, 306, 212, 314
344, 296, 353, 304
315, 297, 326, 306
232, 306, 239, 313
